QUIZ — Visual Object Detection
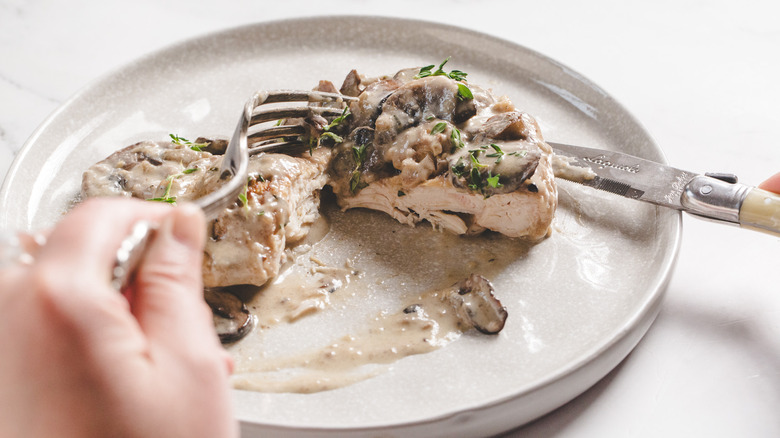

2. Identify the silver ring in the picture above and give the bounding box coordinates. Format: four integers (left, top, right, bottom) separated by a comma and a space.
0, 230, 45, 268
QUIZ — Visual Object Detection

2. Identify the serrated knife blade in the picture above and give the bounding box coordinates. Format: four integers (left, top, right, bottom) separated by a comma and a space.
548, 141, 780, 236
549, 142, 695, 210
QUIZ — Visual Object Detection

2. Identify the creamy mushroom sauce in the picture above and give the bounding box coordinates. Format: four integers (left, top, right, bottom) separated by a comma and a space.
231, 285, 464, 394
226, 201, 526, 393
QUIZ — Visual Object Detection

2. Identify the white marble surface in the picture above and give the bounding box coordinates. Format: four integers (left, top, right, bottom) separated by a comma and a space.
1, 0, 778, 436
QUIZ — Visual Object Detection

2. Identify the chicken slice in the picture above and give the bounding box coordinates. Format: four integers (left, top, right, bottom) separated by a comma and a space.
81, 138, 330, 287
327, 67, 557, 240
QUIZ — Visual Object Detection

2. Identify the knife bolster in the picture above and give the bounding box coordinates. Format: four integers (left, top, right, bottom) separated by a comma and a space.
681, 175, 750, 223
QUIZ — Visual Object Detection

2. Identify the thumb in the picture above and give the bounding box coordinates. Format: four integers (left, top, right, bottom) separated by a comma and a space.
130, 203, 218, 355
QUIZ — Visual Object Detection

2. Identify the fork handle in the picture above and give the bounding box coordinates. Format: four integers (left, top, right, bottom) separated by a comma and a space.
739, 187, 780, 236
111, 220, 157, 291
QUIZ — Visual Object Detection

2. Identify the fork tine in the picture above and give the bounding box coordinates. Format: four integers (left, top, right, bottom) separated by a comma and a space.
250, 106, 346, 125
246, 90, 356, 156
191, 93, 253, 219
249, 140, 306, 156
256, 90, 357, 105
248, 125, 305, 143
251, 89, 356, 124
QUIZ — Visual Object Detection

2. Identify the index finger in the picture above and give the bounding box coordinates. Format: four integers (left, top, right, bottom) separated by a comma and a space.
758, 172, 780, 194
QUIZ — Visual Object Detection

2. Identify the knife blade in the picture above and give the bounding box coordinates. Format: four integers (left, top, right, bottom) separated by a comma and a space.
548, 142, 780, 236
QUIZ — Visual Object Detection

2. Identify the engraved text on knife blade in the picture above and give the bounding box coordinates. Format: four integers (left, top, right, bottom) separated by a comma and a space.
582, 154, 640, 173
663, 171, 692, 205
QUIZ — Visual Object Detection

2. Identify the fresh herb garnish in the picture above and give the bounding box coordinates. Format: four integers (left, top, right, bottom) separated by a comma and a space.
415, 57, 473, 101
469, 149, 488, 168
169, 134, 188, 144
486, 173, 502, 188
451, 160, 467, 178
313, 107, 350, 154
238, 176, 254, 212
319, 131, 344, 143
353, 143, 367, 166
415, 57, 464, 80
430, 122, 448, 135
325, 107, 351, 131
450, 127, 465, 150
350, 143, 368, 193
147, 174, 178, 204
450, 153, 503, 197
486, 143, 505, 163
456, 83, 473, 100
169, 133, 209, 152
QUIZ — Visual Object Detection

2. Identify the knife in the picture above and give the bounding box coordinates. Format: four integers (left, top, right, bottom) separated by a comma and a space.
548, 142, 780, 236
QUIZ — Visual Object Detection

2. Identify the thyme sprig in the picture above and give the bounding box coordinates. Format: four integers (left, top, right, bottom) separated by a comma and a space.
450, 127, 465, 150
313, 107, 350, 154
415, 57, 473, 101
147, 167, 199, 204
350, 143, 368, 193
169, 134, 209, 152
450, 149, 503, 197
486, 143, 505, 163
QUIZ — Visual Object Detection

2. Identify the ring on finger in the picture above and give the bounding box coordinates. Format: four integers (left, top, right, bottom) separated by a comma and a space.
0, 230, 47, 268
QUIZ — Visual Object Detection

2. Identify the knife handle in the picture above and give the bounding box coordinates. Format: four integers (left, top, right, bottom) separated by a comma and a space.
682, 175, 780, 237
739, 187, 780, 236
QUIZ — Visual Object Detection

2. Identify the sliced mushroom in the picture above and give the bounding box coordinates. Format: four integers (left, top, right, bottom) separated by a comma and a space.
374, 76, 460, 144
446, 274, 508, 334
194, 137, 228, 155
340, 69, 363, 97
204, 288, 255, 344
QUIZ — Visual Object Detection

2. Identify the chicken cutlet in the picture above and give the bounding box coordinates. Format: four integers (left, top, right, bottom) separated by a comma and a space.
81, 137, 330, 288
328, 63, 556, 240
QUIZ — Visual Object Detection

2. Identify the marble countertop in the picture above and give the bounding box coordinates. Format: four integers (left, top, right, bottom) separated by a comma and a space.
1, 1, 778, 436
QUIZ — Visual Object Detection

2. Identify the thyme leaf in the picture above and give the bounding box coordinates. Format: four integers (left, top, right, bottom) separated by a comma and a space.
486, 173, 502, 188
457, 83, 473, 101
319, 131, 344, 143
430, 122, 448, 135
450, 127, 465, 150
325, 107, 351, 131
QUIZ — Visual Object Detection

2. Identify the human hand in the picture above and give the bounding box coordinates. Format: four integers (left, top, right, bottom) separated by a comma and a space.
0, 198, 237, 438
758, 171, 780, 194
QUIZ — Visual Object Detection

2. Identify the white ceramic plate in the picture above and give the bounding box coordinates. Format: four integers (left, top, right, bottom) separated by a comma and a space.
0, 17, 680, 437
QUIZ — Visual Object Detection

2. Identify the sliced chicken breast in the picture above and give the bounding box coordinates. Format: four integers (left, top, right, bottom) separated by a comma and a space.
328, 66, 557, 240
81, 138, 330, 287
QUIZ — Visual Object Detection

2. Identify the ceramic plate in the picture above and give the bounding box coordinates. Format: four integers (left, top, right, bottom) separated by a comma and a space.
0, 17, 680, 437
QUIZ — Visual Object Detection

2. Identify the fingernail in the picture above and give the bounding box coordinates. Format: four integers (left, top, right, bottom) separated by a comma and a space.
169, 203, 206, 251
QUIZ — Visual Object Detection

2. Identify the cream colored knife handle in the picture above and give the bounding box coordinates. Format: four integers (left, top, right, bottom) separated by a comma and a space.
682, 175, 780, 236
739, 187, 780, 236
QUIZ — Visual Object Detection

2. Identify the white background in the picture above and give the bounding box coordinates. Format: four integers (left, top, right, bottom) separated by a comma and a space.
1, 1, 778, 436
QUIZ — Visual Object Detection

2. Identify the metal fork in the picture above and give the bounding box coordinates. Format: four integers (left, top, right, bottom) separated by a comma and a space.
111, 90, 356, 291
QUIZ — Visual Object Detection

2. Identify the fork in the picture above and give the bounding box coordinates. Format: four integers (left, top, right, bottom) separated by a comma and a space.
111, 90, 356, 291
